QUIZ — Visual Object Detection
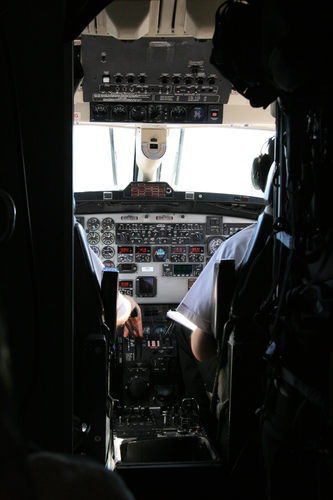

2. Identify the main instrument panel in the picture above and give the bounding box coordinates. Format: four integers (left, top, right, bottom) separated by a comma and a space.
74, 192, 263, 467
75, 211, 253, 305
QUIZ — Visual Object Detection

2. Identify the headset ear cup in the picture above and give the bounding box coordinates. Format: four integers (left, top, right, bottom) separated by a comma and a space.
252, 136, 275, 192
258, 153, 272, 191
251, 156, 261, 190
268, 136, 275, 163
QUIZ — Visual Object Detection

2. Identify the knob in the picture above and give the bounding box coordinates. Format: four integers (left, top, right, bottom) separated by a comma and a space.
125, 376, 148, 399
131, 106, 146, 121
160, 74, 169, 84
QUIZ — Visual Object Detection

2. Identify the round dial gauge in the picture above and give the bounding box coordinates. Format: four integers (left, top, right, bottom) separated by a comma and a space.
102, 246, 115, 259
170, 105, 187, 122
86, 231, 100, 245
101, 232, 115, 245
102, 217, 115, 231
86, 217, 100, 230
110, 104, 127, 121
154, 247, 167, 261
103, 260, 115, 268
90, 246, 100, 257
207, 236, 224, 256
91, 104, 108, 121
148, 104, 164, 121
154, 325, 168, 335
131, 105, 146, 121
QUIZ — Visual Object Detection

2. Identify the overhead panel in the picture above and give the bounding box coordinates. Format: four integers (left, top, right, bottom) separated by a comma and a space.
81, 35, 232, 124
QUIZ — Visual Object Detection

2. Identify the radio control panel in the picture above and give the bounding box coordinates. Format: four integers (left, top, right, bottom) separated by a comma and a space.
116, 222, 206, 245
162, 263, 203, 277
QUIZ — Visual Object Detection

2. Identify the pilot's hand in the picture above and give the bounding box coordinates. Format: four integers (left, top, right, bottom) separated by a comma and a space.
123, 299, 143, 338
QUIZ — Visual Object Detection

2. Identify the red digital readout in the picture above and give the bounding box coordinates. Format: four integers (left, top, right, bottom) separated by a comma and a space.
190, 247, 203, 253
118, 246, 133, 254
171, 246, 186, 254
121, 264, 132, 270
136, 247, 151, 254
119, 280, 133, 288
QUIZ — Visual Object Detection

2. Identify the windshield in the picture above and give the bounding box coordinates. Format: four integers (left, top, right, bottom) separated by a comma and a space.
73, 125, 274, 197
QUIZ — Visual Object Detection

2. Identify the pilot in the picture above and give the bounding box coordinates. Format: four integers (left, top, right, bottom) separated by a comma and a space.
174, 145, 274, 433
89, 246, 143, 338
175, 224, 255, 436
177, 223, 255, 361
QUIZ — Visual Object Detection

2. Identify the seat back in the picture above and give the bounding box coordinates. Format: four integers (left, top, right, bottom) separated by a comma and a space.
73, 221, 118, 464
74, 221, 104, 334
212, 167, 276, 495
230, 205, 274, 340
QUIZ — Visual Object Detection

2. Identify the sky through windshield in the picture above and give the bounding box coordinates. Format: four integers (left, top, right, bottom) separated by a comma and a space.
73, 125, 274, 197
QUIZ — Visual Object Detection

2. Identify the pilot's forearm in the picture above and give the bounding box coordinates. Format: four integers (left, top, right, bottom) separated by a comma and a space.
117, 295, 143, 337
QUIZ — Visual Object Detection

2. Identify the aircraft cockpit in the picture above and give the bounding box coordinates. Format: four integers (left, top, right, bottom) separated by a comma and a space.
2, 1, 332, 499
71, 2, 275, 496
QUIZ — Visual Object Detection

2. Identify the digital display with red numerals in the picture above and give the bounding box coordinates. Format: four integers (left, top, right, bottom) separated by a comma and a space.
118, 246, 133, 254
171, 246, 186, 254
136, 246, 151, 254
119, 280, 133, 288
189, 246, 204, 254
121, 264, 132, 271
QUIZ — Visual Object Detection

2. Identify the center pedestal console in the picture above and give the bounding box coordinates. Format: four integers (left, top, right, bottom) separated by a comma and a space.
109, 400, 224, 499
108, 305, 225, 498
112, 399, 219, 463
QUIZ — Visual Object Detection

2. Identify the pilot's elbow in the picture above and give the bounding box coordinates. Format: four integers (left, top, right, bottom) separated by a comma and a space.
191, 328, 217, 362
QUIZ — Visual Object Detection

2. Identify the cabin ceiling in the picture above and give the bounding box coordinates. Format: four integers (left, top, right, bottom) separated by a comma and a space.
80, 0, 222, 40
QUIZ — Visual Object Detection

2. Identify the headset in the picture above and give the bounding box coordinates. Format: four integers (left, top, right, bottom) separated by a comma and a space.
251, 136, 275, 192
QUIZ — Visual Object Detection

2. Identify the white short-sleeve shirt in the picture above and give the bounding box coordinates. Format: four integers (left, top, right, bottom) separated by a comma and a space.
176, 224, 255, 334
